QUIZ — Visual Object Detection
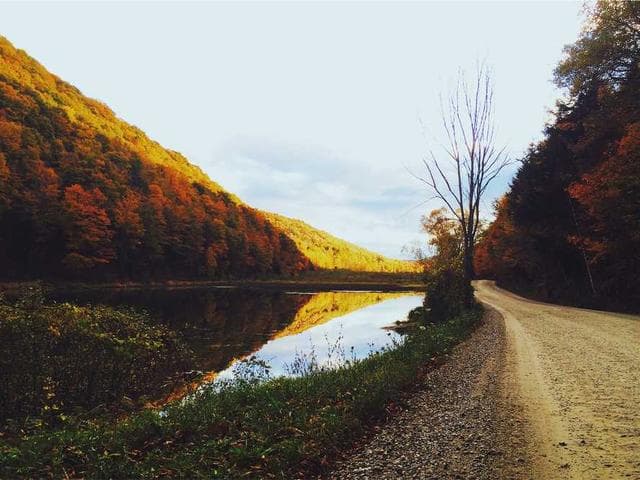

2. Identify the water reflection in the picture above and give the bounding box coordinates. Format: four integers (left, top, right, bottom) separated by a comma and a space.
51, 287, 422, 400
275, 291, 408, 338
51, 287, 308, 373
218, 294, 423, 381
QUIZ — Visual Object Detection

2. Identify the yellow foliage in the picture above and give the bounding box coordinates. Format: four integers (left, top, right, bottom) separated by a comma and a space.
0, 35, 419, 275
263, 212, 419, 273
274, 291, 406, 339
0, 36, 233, 199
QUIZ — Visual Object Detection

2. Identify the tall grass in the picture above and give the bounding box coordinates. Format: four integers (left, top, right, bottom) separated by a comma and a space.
0, 304, 482, 479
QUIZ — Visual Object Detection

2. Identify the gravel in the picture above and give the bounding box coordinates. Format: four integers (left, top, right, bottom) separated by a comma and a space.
327, 307, 534, 480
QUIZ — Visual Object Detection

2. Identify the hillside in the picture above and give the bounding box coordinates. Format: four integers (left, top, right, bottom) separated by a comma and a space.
264, 212, 416, 273
475, 2, 640, 311
0, 36, 412, 280
0, 37, 230, 198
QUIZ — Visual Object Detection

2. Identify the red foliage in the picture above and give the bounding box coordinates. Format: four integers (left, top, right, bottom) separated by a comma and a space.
62, 184, 115, 272
567, 122, 640, 262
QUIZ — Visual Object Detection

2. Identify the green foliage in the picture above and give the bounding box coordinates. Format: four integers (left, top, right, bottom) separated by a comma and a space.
0, 287, 192, 425
555, 1, 640, 96
422, 267, 475, 323
414, 209, 475, 322
0, 307, 482, 479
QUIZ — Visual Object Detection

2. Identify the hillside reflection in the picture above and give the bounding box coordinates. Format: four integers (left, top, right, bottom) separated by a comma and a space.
274, 291, 407, 338
218, 293, 423, 381
52, 287, 421, 402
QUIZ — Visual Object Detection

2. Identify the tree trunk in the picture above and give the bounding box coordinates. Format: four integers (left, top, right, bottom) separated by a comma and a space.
463, 243, 475, 282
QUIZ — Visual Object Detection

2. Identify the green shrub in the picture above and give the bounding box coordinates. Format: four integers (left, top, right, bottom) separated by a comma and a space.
0, 288, 191, 424
420, 267, 475, 323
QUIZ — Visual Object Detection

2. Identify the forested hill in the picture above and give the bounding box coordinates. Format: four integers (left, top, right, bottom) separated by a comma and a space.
264, 212, 416, 273
475, 2, 640, 311
0, 36, 413, 280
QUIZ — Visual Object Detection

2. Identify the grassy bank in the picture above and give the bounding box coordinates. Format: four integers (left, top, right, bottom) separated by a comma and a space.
0, 305, 482, 479
0, 288, 192, 427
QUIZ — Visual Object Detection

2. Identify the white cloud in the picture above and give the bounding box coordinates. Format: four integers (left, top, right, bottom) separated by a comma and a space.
210, 138, 431, 258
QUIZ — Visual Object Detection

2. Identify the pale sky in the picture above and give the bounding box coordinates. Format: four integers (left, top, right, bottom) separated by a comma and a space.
0, 1, 584, 258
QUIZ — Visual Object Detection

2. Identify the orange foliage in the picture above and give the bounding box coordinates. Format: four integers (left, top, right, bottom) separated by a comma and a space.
0, 118, 22, 152
0, 35, 395, 280
113, 192, 144, 246
0, 36, 311, 280
62, 185, 115, 271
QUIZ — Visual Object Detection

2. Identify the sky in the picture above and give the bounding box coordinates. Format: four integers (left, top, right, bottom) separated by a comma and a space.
0, 1, 584, 259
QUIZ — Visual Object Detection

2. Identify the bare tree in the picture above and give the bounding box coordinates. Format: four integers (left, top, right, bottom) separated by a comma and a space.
417, 64, 510, 281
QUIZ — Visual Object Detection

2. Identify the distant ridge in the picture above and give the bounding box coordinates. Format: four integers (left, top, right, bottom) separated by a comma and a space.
264, 212, 416, 273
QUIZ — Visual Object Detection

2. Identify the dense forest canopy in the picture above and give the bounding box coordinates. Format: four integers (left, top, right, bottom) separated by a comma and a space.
0, 36, 413, 280
475, 1, 640, 310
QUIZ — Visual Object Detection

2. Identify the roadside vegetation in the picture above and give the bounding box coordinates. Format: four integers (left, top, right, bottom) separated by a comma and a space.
0, 279, 481, 479
0, 150, 479, 478
0, 15, 489, 478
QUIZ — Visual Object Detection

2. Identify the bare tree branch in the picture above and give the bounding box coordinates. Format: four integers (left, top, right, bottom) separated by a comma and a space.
421, 63, 511, 280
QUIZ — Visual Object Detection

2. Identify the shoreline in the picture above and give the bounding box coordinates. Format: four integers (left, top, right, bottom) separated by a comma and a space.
0, 277, 425, 294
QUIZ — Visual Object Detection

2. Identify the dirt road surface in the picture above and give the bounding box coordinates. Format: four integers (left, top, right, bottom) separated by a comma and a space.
331, 281, 639, 479
475, 280, 640, 479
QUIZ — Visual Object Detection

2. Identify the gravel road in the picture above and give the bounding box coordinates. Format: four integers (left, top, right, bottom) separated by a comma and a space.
329, 304, 532, 479
330, 281, 639, 480
475, 280, 640, 479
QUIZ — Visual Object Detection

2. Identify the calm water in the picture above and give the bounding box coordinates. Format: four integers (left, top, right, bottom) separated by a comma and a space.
217, 294, 423, 381
52, 287, 423, 383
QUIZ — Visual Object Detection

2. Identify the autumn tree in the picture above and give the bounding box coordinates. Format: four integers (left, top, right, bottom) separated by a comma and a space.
421, 208, 463, 272
62, 184, 115, 273
0, 153, 10, 216
416, 208, 473, 321
474, 1, 640, 310
555, 1, 640, 96
139, 183, 168, 273
0, 35, 314, 280
113, 191, 144, 276
567, 122, 640, 301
